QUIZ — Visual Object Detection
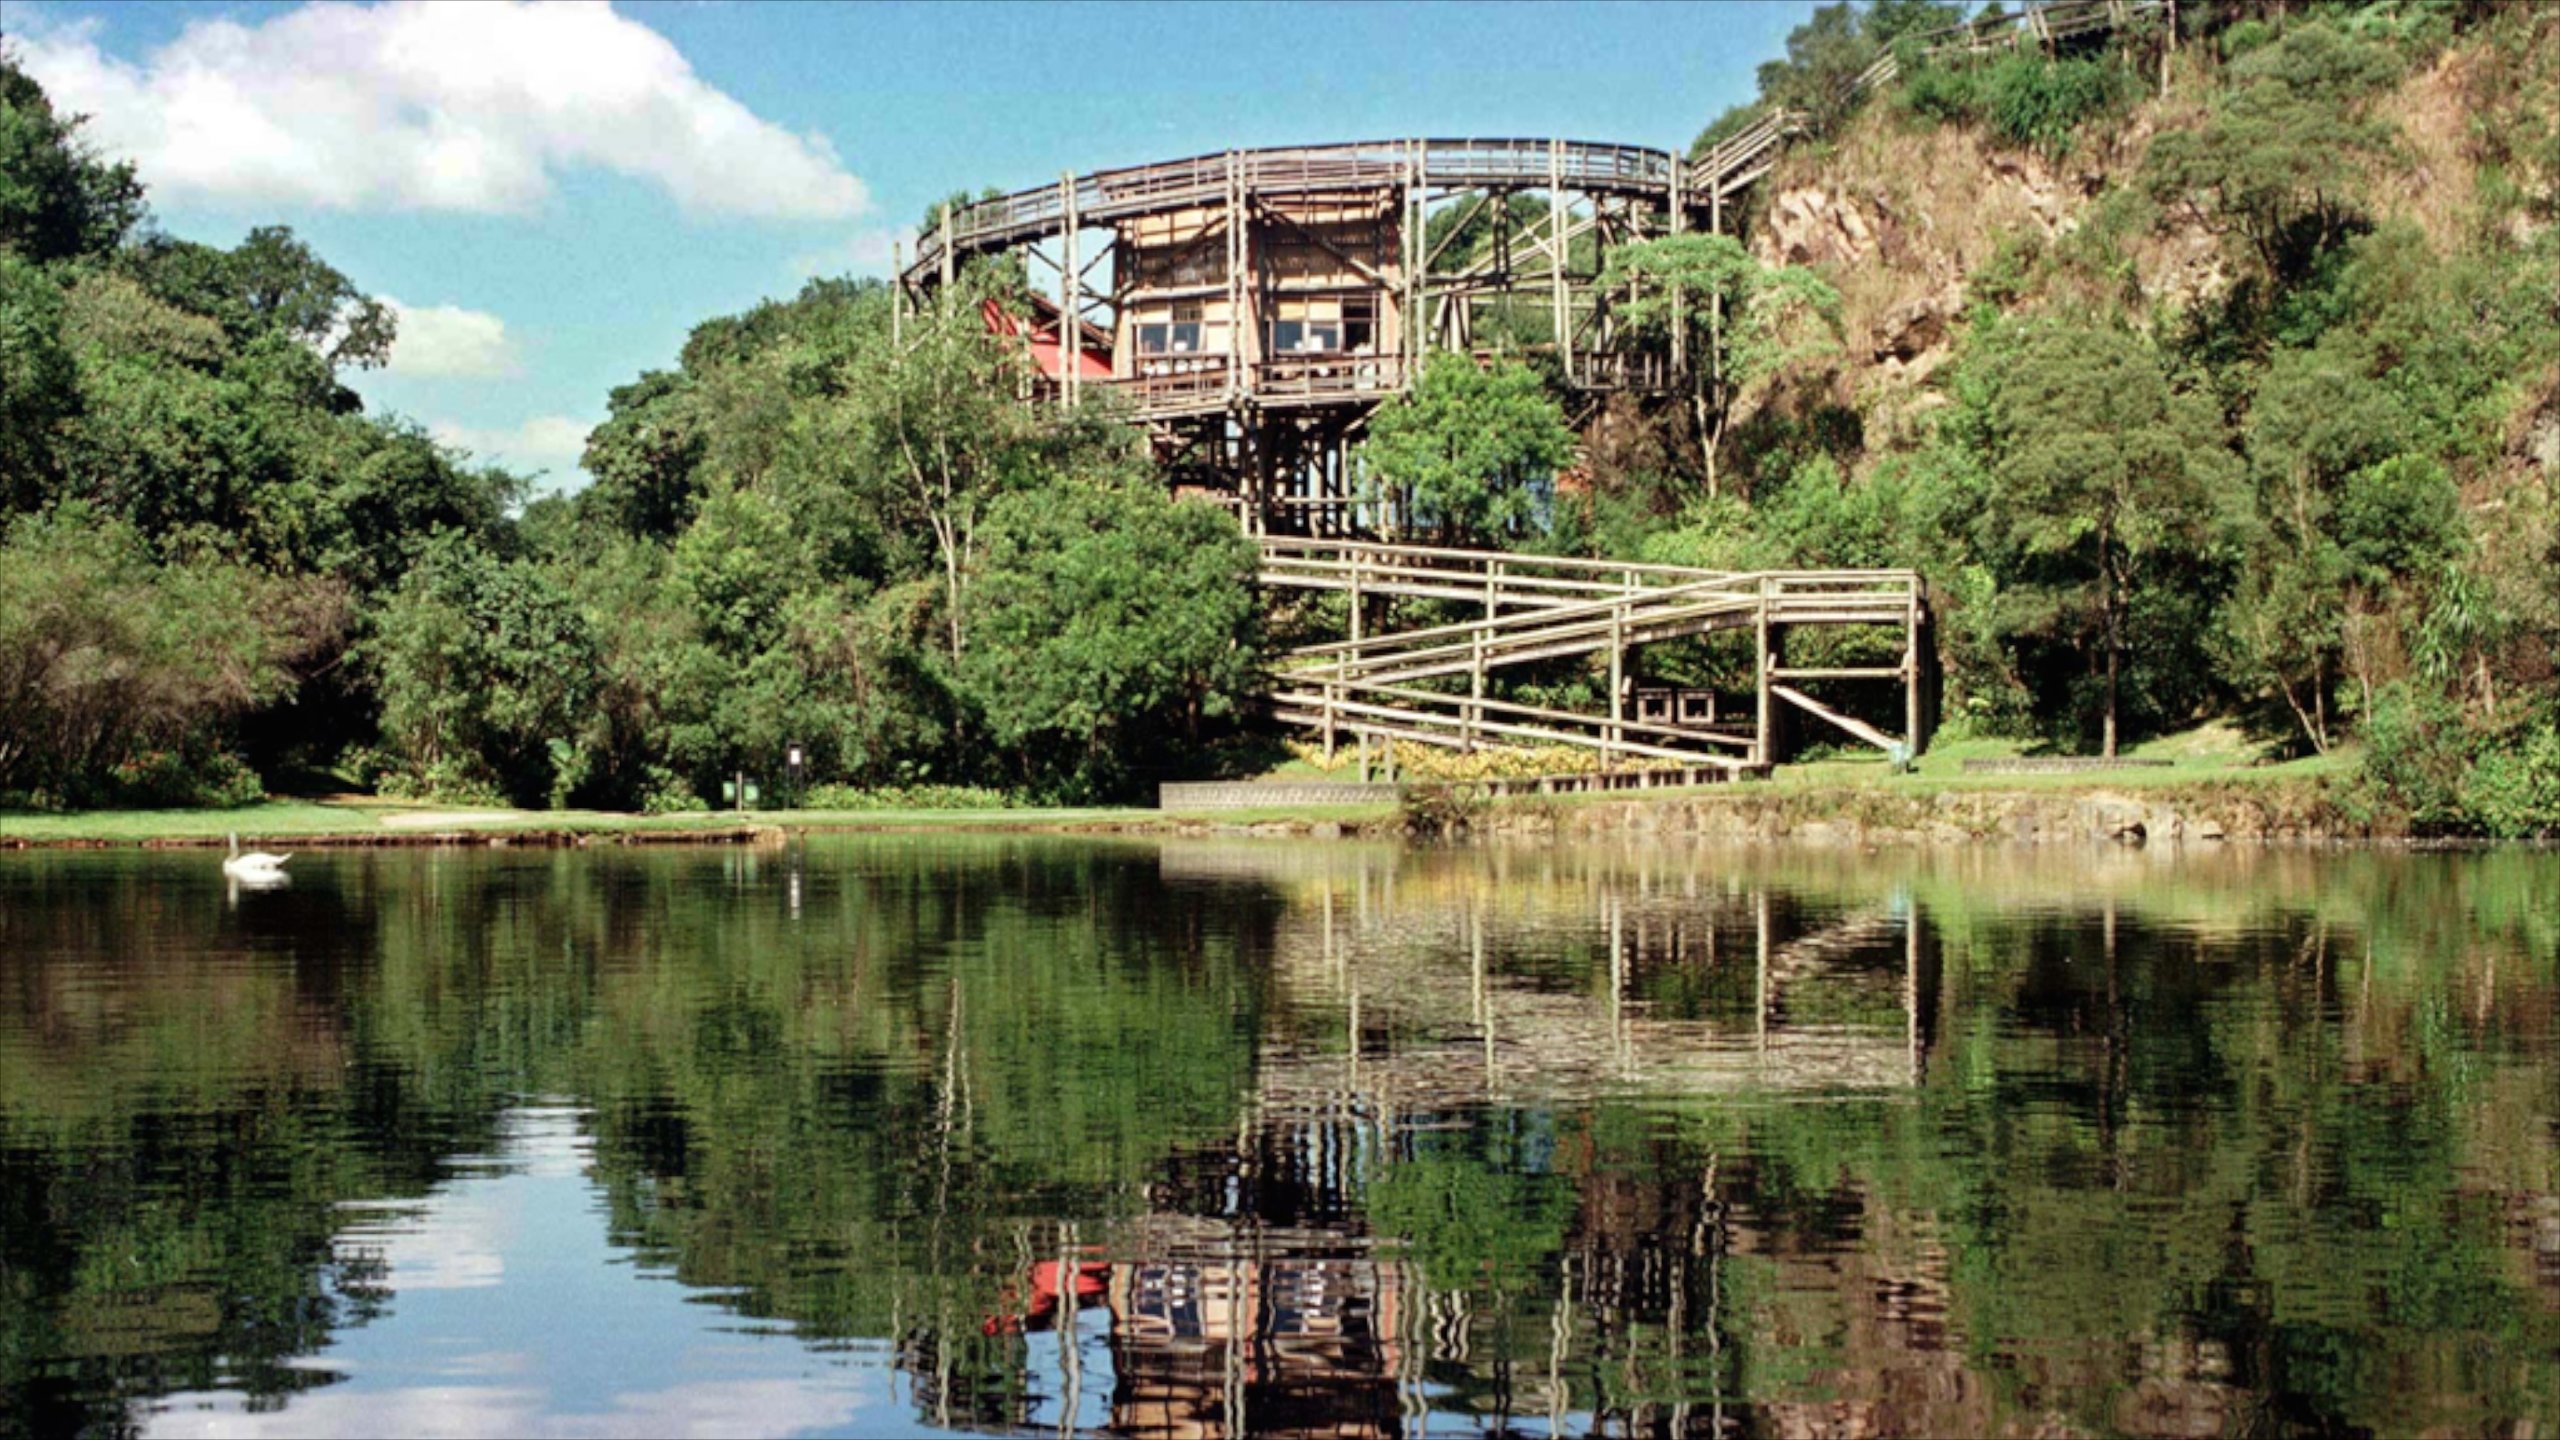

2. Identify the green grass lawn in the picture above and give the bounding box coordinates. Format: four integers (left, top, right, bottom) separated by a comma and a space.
0, 798, 1155, 845
0, 722, 2346, 845
1771, 721, 2346, 793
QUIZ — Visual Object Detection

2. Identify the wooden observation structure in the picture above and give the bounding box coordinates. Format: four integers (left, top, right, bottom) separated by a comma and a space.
901, 138, 1743, 534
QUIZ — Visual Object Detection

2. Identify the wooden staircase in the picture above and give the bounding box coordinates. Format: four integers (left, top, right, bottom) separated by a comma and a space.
1256, 538, 1930, 777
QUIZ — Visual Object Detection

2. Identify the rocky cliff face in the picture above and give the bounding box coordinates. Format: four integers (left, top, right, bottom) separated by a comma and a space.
1742, 45, 2512, 457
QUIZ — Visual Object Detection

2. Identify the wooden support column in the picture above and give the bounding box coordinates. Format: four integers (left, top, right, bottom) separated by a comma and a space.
1753, 581, 1774, 770
938, 203, 954, 288
1467, 632, 1485, 754
1406, 140, 1424, 383
1059, 173, 1079, 409
1607, 605, 1626, 770
1904, 590, 1922, 760
1549, 140, 1571, 384
1668, 160, 1687, 374
891, 241, 904, 347
1226, 151, 1247, 403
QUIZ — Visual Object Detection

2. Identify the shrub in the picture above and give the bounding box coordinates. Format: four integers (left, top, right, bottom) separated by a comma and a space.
639, 766, 709, 815
1900, 61, 1982, 126
2221, 19, 2274, 62
1400, 781, 1490, 838
797, 782, 1013, 811
106, 749, 265, 808
1984, 53, 2131, 159
2460, 713, 2560, 840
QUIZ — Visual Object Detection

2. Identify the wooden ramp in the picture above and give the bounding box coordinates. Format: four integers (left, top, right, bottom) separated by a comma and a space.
1256, 537, 1931, 776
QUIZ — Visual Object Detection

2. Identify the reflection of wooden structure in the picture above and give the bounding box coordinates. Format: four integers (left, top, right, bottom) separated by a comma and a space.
1252, 865, 1934, 1104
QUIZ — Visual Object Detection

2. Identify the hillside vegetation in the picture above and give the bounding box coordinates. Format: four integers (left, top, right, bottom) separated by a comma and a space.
1585, 0, 2557, 834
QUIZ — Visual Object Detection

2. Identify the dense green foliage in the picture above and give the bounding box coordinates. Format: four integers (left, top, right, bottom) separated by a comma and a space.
0, 52, 1261, 810
1354, 353, 1577, 543
1619, 2, 2559, 833
0, 49, 513, 806
532, 271, 1264, 806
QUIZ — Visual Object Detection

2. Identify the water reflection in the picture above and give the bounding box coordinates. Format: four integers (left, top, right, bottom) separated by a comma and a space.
1, 839, 2554, 1438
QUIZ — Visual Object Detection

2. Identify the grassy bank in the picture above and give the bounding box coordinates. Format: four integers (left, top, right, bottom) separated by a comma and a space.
0, 726, 2364, 848
0, 797, 1154, 846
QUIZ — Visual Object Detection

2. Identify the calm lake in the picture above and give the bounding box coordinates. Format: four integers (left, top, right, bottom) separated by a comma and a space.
2, 837, 2554, 1438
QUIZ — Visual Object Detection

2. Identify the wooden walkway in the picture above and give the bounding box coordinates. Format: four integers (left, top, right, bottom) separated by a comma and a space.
906, 0, 2165, 287
1257, 538, 1930, 777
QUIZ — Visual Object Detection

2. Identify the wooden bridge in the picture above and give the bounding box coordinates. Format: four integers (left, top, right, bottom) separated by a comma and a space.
1256, 537, 1931, 779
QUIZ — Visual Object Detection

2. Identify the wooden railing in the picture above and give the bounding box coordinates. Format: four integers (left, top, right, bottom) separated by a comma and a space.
911, 138, 1679, 282
1256, 536, 1926, 770
910, 2, 2170, 285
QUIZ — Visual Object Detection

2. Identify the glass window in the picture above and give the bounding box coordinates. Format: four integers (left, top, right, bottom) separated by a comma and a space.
1137, 323, 1171, 354
1271, 320, 1302, 354
1344, 298, 1376, 353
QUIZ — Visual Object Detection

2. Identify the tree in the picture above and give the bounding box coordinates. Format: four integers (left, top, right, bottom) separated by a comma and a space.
0, 251, 75, 508
0, 507, 322, 803
842, 272, 1127, 660
121, 226, 394, 372
1353, 353, 1576, 545
960, 484, 1260, 797
0, 48, 143, 263
369, 540, 603, 806
2143, 23, 2401, 286
1600, 233, 1841, 499
1756, 3, 1883, 138
1976, 321, 2233, 756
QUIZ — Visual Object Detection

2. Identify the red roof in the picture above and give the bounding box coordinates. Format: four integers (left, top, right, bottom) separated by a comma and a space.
982, 296, 1112, 380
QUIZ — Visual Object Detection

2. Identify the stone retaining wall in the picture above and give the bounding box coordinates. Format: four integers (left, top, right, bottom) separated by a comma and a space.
1958, 757, 2175, 774
1157, 781, 1400, 811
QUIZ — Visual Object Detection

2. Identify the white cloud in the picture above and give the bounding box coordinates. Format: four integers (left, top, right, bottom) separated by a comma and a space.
14, 3, 868, 219
384, 298, 519, 379
786, 225, 911, 280
430, 415, 595, 488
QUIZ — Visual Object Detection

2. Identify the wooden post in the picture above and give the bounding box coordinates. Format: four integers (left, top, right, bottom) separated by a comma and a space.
891, 240, 903, 348
1349, 554, 1365, 648
1607, 606, 1626, 770
1059, 172, 1079, 409
1468, 632, 1485, 753
1549, 140, 1570, 384
1754, 579, 1774, 770
938, 203, 953, 288
1904, 590, 1922, 760
1668, 156, 1686, 374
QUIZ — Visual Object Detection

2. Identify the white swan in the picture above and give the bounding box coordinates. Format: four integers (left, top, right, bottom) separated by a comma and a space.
222, 832, 291, 881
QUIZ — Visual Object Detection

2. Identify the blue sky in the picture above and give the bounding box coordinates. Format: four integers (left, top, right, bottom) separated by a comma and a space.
11, 0, 1813, 491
